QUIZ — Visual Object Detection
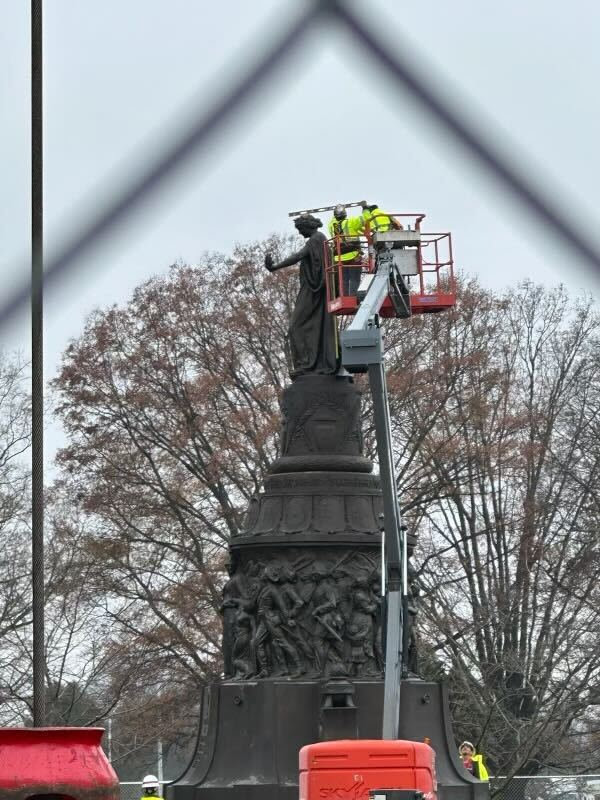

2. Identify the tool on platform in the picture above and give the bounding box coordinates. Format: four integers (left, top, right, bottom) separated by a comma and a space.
288, 201, 367, 217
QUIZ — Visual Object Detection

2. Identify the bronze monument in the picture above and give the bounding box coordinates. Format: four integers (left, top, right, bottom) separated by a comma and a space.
168, 216, 487, 800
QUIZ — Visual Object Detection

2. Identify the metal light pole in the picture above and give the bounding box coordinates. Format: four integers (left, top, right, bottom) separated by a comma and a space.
158, 739, 164, 788
107, 718, 112, 762
31, 0, 45, 728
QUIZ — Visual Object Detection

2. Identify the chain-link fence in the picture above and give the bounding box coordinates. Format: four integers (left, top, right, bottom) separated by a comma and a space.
16, 0, 600, 780
117, 777, 600, 800
119, 784, 139, 800
490, 775, 600, 800
8, 0, 600, 333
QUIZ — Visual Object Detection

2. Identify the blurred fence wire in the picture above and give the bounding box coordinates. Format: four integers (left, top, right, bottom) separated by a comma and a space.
4, 0, 600, 332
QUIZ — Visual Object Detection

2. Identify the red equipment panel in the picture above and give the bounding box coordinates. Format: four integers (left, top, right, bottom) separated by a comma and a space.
0, 727, 119, 800
299, 740, 437, 800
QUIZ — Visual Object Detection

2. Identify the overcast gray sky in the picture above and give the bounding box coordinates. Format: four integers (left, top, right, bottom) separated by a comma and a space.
3, 1, 600, 459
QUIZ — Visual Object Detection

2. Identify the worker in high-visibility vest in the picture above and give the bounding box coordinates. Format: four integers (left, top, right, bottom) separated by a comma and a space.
459, 741, 489, 782
360, 202, 402, 234
328, 204, 363, 297
140, 774, 164, 800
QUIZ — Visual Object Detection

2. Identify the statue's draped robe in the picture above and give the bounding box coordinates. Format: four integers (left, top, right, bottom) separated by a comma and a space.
274, 231, 338, 376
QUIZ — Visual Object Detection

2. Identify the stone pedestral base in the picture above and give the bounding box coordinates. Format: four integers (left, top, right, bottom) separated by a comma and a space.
167, 680, 489, 800
170, 375, 488, 800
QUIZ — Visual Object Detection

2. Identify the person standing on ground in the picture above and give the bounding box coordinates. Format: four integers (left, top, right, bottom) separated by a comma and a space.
140, 774, 164, 799
459, 741, 489, 781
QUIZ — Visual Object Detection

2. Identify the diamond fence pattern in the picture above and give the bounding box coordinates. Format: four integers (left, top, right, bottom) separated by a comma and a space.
22, 0, 600, 793
119, 783, 140, 800
490, 776, 600, 800
7, 0, 600, 333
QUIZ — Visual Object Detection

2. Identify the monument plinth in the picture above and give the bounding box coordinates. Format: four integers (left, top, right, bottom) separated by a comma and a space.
168, 374, 385, 800
168, 374, 486, 800
169, 215, 487, 800
223, 374, 383, 684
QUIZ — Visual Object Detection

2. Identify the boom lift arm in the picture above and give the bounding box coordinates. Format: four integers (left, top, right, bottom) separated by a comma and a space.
340, 232, 417, 741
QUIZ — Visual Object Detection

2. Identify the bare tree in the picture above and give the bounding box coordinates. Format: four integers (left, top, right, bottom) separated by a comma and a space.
0, 353, 32, 723
384, 281, 600, 778
52, 239, 600, 778
52, 238, 298, 687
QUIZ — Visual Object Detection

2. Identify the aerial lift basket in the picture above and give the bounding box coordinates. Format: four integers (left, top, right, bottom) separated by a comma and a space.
325, 213, 456, 318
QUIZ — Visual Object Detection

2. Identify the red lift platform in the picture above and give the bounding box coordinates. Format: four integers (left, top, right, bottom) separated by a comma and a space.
325, 213, 456, 319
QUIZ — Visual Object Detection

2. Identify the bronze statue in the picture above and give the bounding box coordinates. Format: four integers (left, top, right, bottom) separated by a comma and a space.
347, 580, 379, 677
254, 563, 303, 678
310, 562, 346, 677
223, 559, 261, 679
221, 558, 246, 677
231, 603, 256, 680
265, 214, 339, 378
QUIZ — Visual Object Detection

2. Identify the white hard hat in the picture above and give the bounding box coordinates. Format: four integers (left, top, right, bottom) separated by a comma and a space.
142, 774, 160, 789
334, 204, 347, 220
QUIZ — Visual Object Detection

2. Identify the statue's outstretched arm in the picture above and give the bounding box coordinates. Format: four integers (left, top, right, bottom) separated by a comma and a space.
265, 243, 309, 272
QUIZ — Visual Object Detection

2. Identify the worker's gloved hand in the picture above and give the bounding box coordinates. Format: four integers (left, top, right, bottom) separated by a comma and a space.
264, 253, 274, 271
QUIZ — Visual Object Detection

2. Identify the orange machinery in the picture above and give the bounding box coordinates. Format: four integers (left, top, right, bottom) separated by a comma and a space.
300, 739, 437, 800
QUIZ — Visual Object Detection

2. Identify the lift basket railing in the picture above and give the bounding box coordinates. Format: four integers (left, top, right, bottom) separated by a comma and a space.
324, 212, 456, 317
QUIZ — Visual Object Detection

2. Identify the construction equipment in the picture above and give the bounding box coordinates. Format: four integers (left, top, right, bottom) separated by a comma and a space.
325, 212, 455, 317
300, 740, 436, 800
299, 204, 458, 799
288, 201, 367, 218
340, 209, 456, 741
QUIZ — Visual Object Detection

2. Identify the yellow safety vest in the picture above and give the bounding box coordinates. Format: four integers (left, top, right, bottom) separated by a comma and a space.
328, 216, 362, 262
471, 754, 489, 781
361, 207, 396, 233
